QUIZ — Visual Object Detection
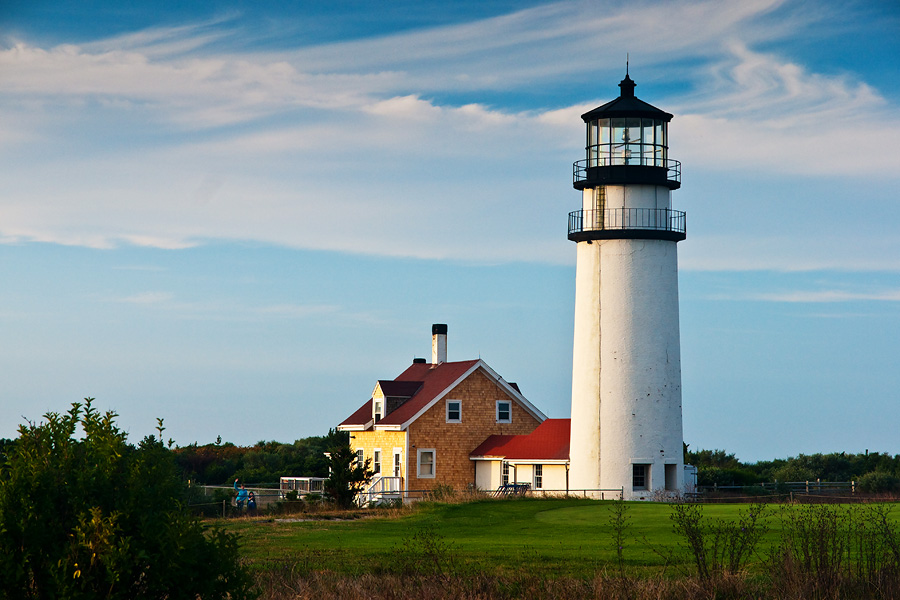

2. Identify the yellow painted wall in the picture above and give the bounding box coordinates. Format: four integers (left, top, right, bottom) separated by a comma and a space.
349, 429, 406, 484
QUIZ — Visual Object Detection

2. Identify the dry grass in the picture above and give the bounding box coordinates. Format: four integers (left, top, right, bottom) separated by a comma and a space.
252, 569, 765, 600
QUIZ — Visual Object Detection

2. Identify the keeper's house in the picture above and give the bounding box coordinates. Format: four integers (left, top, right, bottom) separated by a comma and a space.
337, 325, 547, 497
470, 418, 571, 493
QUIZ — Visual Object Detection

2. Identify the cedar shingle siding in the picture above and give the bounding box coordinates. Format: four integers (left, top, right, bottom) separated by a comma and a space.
407, 369, 539, 492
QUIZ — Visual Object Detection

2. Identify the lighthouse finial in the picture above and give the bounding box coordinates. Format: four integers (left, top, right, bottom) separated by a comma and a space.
626, 53, 629, 77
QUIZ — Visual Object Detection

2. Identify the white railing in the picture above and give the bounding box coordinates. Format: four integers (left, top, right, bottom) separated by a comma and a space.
357, 476, 403, 506
279, 476, 326, 498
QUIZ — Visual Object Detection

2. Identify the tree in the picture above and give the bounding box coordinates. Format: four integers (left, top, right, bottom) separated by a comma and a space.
0, 399, 255, 599
323, 444, 374, 509
172, 428, 349, 485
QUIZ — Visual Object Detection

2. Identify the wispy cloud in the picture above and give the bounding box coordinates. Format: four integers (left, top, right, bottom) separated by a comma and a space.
115, 291, 175, 304
254, 304, 338, 318
752, 290, 900, 303
0, 0, 897, 271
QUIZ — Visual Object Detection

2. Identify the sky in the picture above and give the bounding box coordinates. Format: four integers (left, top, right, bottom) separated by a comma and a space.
1, 0, 899, 463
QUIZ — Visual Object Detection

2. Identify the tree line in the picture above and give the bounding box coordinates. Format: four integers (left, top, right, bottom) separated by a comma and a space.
685, 446, 900, 492
1, 428, 349, 487
172, 428, 348, 485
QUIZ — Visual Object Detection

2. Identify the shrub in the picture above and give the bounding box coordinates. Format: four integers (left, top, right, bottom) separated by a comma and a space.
429, 484, 456, 501
698, 466, 759, 487
770, 464, 817, 483
857, 471, 900, 494
670, 502, 768, 580
0, 399, 254, 599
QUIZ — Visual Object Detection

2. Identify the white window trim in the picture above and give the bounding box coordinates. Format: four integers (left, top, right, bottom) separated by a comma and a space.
534, 464, 543, 489
633, 463, 650, 491
417, 448, 436, 479
373, 400, 383, 423
373, 448, 382, 475
393, 447, 403, 478
355, 449, 364, 467
446, 399, 461, 423
496, 400, 512, 423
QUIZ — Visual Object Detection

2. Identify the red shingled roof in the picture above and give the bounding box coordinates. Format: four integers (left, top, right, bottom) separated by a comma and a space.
339, 399, 374, 428
470, 418, 570, 461
339, 360, 480, 428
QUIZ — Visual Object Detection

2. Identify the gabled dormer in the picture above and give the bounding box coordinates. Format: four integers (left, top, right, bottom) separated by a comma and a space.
372, 380, 423, 422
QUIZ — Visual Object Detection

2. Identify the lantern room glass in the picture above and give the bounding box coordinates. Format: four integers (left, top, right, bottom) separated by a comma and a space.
586, 118, 667, 167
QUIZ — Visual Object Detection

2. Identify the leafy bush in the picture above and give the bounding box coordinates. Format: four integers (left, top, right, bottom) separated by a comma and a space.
857, 471, 900, 494
697, 466, 759, 487
0, 399, 254, 599
670, 502, 768, 580
770, 463, 817, 483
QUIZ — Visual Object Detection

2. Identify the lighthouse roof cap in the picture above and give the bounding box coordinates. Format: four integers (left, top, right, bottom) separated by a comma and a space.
581, 74, 673, 122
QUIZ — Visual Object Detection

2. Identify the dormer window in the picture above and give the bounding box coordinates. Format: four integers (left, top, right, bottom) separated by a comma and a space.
374, 400, 383, 423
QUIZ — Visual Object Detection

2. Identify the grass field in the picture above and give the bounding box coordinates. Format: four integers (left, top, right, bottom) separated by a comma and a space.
220, 497, 900, 579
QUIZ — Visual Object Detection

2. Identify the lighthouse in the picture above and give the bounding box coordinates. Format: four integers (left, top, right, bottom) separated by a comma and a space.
567, 71, 686, 500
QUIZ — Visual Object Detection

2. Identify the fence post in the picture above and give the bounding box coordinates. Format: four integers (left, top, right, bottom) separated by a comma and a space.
222, 499, 226, 519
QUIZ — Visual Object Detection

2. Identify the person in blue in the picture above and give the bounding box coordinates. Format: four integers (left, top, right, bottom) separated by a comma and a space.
234, 478, 249, 511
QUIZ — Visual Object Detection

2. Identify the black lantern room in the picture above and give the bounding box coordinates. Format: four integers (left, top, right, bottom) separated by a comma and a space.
573, 74, 680, 191
568, 73, 685, 243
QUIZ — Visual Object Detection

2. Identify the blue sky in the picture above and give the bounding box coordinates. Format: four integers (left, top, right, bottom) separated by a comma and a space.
1, 0, 899, 462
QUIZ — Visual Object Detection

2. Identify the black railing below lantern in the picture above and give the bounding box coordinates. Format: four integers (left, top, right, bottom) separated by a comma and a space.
573, 158, 681, 190
568, 208, 686, 242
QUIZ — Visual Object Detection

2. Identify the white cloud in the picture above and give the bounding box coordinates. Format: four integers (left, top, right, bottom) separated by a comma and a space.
681, 234, 900, 273
705, 288, 900, 303
0, 0, 897, 271
754, 290, 900, 303
673, 43, 897, 175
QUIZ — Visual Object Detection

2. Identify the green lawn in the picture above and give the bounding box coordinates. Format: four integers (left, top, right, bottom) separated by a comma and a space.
220, 498, 900, 579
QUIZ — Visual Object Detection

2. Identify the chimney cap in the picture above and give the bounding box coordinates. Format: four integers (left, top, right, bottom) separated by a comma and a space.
432, 323, 448, 335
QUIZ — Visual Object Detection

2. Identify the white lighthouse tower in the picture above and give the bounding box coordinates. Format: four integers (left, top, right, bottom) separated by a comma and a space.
568, 71, 685, 500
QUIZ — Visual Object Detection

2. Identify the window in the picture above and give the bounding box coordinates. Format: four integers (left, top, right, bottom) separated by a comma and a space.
374, 400, 383, 423
496, 401, 511, 423
633, 464, 650, 490
586, 117, 667, 168
446, 400, 461, 423
393, 449, 402, 477
502, 461, 510, 486
373, 449, 381, 475
534, 464, 543, 490
417, 449, 435, 478
355, 449, 364, 467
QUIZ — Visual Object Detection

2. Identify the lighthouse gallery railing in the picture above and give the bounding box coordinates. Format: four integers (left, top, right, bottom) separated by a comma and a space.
568, 208, 686, 237
573, 157, 681, 186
